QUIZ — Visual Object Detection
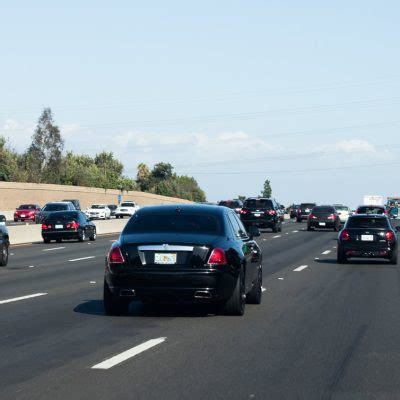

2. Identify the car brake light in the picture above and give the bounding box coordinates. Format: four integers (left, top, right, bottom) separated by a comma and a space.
41, 224, 52, 230
108, 246, 125, 264
340, 230, 350, 241
386, 231, 395, 242
327, 214, 336, 220
309, 214, 317, 219
240, 209, 248, 215
267, 209, 276, 215
207, 248, 227, 266
66, 221, 79, 229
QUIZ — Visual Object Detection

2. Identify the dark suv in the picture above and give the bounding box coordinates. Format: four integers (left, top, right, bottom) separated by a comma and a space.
0, 223, 9, 266
296, 203, 317, 222
240, 198, 282, 232
217, 200, 243, 214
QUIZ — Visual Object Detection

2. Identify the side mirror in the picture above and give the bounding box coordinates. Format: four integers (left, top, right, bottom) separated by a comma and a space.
248, 226, 261, 238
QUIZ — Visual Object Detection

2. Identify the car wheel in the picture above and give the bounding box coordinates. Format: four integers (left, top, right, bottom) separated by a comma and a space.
296, 218, 301, 223
89, 230, 97, 241
307, 225, 313, 231
337, 249, 348, 264
0, 245, 8, 266
56, 238, 62, 243
272, 224, 278, 233
278, 223, 282, 232
390, 251, 398, 265
103, 281, 130, 315
79, 230, 86, 242
14, 219, 18, 222
219, 269, 245, 316
246, 266, 262, 304
43, 238, 50, 244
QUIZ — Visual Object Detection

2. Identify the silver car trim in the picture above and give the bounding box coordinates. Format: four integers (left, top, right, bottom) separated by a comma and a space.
138, 245, 194, 251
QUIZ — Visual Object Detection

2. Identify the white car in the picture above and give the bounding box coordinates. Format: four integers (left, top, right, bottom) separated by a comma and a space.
115, 201, 140, 219
334, 205, 352, 223
85, 204, 111, 220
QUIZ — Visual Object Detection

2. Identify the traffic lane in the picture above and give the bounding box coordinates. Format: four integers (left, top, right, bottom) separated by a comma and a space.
5, 240, 397, 400
0, 228, 340, 399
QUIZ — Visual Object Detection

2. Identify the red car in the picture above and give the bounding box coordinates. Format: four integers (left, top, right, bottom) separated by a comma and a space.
14, 204, 41, 222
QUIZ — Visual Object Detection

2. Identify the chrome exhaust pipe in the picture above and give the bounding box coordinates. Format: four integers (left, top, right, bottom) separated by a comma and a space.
120, 289, 136, 297
194, 290, 212, 299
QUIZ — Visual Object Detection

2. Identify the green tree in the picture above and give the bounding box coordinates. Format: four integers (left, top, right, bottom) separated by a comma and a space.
136, 163, 151, 191
262, 179, 272, 198
237, 195, 246, 201
25, 108, 64, 183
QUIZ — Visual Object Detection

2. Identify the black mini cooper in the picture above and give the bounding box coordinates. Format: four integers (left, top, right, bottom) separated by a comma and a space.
103, 204, 263, 316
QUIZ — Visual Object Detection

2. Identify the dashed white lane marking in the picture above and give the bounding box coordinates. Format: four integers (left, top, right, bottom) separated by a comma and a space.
0, 293, 47, 305
292, 230, 299, 233
273, 235, 282, 239
293, 265, 308, 272
43, 247, 65, 252
278, 277, 284, 280
322, 250, 331, 255
91, 338, 166, 370
28, 265, 35, 268
315, 257, 320, 260
90, 281, 96, 284
10, 253, 14, 256
262, 238, 267, 241
261, 287, 266, 292
285, 233, 289, 235
69, 256, 96, 262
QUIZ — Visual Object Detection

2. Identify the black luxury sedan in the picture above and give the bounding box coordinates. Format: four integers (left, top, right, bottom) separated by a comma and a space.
0, 223, 9, 266
307, 205, 341, 231
296, 202, 317, 222
41, 211, 97, 243
239, 198, 282, 232
337, 214, 399, 264
103, 204, 263, 316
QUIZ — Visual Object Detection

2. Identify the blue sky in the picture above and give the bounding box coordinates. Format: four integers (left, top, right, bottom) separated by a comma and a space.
1, 1, 399, 207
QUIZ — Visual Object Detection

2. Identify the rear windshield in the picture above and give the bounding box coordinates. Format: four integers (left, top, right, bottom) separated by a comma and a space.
121, 202, 135, 207
44, 211, 80, 221
313, 206, 335, 213
219, 201, 241, 208
244, 199, 273, 209
124, 213, 223, 235
300, 203, 316, 209
91, 205, 105, 209
347, 217, 389, 229
357, 206, 385, 214
18, 204, 36, 210
42, 204, 69, 211
108, 205, 117, 209
334, 206, 348, 211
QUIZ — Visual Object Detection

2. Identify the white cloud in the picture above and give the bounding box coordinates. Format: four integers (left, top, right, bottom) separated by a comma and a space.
334, 139, 376, 154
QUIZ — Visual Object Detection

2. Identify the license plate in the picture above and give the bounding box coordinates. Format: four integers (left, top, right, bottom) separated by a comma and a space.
55, 224, 63, 229
361, 235, 374, 241
21, 214, 25, 217
305, 209, 310, 213
154, 253, 177, 264
254, 213, 261, 217
319, 222, 326, 226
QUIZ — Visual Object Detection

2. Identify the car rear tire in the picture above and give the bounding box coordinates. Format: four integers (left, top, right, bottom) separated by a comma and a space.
0, 245, 8, 266
337, 249, 348, 264
103, 281, 130, 315
219, 270, 245, 316
390, 251, 398, 265
246, 266, 262, 304
43, 238, 50, 244
307, 225, 313, 231
78, 230, 86, 242
296, 218, 301, 223
89, 230, 97, 241
56, 238, 62, 243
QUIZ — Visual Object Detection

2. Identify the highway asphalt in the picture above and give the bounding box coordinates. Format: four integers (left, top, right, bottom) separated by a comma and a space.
1, 221, 400, 399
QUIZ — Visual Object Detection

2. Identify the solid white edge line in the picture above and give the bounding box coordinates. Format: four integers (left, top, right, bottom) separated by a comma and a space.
0, 293, 47, 305
91, 337, 166, 370
69, 256, 96, 262
43, 247, 66, 252
293, 265, 308, 272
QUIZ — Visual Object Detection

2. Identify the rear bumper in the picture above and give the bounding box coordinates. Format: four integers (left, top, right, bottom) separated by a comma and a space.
308, 221, 336, 228
105, 268, 238, 303
241, 217, 277, 228
42, 230, 80, 240
339, 244, 397, 258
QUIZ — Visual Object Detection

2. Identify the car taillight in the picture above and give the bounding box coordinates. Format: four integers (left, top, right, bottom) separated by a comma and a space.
340, 230, 350, 241
309, 214, 317, 219
240, 209, 248, 215
207, 248, 227, 266
386, 231, 395, 242
297, 209, 302, 214
355, 209, 360, 214
41, 224, 52, 230
266, 210, 276, 215
108, 246, 125, 264
327, 214, 336, 220
66, 221, 79, 229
